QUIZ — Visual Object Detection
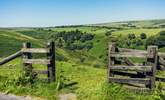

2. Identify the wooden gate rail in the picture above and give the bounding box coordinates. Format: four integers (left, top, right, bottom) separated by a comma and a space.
110, 65, 152, 71
119, 47, 165, 69
0, 50, 22, 65
108, 42, 158, 90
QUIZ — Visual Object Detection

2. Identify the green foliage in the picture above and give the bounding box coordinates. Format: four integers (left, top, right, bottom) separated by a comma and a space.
158, 30, 165, 35
49, 29, 94, 51
80, 57, 85, 63
56, 52, 68, 61
152, 82, 165, 100
128, 33, 136, 40
0, 30, 42, 57
105, 31, 112, 36
101, 82, 129, 100
14, 71, 36, 86
17, 29, 52, 40
145, 36, 156, 48
93, 63, 101, 68
85, 42, 93, 51
56, 63, 67, 90
1, 20, 165, 100
146, 30, 165, 48
140, 33, 147, 39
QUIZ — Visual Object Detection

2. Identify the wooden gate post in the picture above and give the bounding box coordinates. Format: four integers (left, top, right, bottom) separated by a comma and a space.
108, 42, 117, 80
22, 42, 32, 75
146, 46, 158, 89
47, 42, 55, 82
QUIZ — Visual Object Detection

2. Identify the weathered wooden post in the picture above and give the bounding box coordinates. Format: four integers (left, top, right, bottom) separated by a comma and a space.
47, 42, 55, 82
108, 42, 116, 81
22, 42, 32, 75
146, 46, 158, 89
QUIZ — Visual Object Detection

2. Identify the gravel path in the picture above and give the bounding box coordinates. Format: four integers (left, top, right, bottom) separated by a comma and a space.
0, 93, 33, 100
59, 93, 77, 100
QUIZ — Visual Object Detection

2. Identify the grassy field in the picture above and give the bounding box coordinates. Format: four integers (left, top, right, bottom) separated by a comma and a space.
0, 30, 43, 57
1, 58, 165, 100
112, 28, 165, 37
1, 19, 165, 100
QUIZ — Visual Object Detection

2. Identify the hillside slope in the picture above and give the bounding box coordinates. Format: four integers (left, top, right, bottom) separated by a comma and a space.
0, 30, 43, 57
94, 19, 165, 28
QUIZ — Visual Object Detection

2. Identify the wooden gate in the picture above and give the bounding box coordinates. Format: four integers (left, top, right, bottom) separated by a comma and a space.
108, 42, 159, 90
22, 42, 56, 82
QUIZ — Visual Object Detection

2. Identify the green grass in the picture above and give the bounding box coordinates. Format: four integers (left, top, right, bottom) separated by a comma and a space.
112, 28, 165, 37
1, 58, 165, 100
95, 19, 165, 28
1, 19, 165, 99
0, 30, 43, 57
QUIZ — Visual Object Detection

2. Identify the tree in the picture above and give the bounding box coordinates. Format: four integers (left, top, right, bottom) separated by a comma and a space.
49, 30, 94, 50
140, 33, 147, 39
158, 30, 165, 36
85, 42, 93, 51
105, 31, 112, 36
80, 35, 86, 42
145, 36, 156, 48
136, 39, 143, 46
128, 33, 136, 39
69, 44, 77, 50
76, 43, 85, 50
57, 38, 64, 48
154, 31, 165, 48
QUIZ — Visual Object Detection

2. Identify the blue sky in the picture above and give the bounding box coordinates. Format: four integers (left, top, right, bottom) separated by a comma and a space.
0, 0, 165, 27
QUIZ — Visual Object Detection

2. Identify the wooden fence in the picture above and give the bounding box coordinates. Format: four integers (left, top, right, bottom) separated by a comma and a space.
108, 42, 165, 90
0, 42, 56, 82
22, 42, 56, 82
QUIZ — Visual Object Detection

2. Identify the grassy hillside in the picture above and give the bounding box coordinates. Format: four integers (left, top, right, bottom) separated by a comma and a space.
1, 19, 165, 100
1, 58, 164, 100
94, 19, 165, 28
0, 30, 43, 57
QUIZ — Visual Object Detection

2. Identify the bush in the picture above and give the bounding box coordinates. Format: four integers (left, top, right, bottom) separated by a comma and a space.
93, 63, 101, 68
76, 43, 85, 50
105, 31, 112, 36
146, 31, 165, 48
80, 57, 85, 63
49, 30, 94, 50
136, 39, 143, 46
85, 42, 93, 50
140, 33, 147, 39
158, 30, 165, 36
128, 33, 136, 39
145, 36, 156, 48
56, 53, 68, 61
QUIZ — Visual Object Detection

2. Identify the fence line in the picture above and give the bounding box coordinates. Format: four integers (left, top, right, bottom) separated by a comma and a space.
0, 42, 56, 83
108, 42, 165, 90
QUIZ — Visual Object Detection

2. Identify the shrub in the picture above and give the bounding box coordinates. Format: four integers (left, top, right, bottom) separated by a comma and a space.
56, 53, 68, 61
80, 57, 85, 63
140, 33, 147, 39
146, 31, 165, 48
128, 33, 136, 39
93, 63, 101, 68
136, 39, 143, 46
105, 31, 112, 36
85, 42, 93, 50
49, 30, 94, 50
158, 30, 165, 36
145, 36, 156, 48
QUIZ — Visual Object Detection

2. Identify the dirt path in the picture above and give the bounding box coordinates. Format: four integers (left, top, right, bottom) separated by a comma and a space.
0, 93, 32, 100
0, 93, 36, 100
59, 93, 77, 100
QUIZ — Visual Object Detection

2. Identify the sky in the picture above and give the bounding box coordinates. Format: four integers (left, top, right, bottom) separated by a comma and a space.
0, 0, 165, 27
